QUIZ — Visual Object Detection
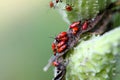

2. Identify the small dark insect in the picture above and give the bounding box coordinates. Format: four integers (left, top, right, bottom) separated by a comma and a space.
56, 0, 62, 3
69, 21, 80, 35
71, 27, 79, 35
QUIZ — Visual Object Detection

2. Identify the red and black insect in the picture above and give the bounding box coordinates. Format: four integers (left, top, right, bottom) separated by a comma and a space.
57, 44, 67, 53
72, 27, 79, 35
69, 21, 80, 35
56, 41, 65, 48
56, 32, 68, 42
52, 41, 67, 55
52, 31, 68, 55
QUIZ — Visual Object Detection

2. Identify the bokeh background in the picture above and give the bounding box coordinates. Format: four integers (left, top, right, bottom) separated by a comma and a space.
0, 0, 68, 80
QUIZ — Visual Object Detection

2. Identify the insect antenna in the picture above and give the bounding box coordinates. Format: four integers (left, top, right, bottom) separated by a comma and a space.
49, 36, 55, 39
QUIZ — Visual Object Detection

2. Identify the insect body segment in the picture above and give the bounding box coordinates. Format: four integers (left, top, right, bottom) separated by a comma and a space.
70, 21, 80, 35
58, 37, 68, 42
52, 43, 57, 55
56, 32, 68, 42
56, 32, 67, 38
57, 41, 65, 48
56, 41, 67, 53
65, 5, 73, 11
82, 21, 88, 30
57, 44, 67, 53
72, 27, 79, 35
70, 21, 80, 28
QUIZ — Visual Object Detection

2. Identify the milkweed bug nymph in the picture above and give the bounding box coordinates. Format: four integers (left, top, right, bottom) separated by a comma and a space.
52, 43, 57, 55
57, 41, 65, 48
65, 5, 73, 11
71, 27, 79, 35
56, 32, 67, 39
56, 32, 68, 42
57, 44, 67, 53
69, 21, 80, 35
70, 21, 80, 28
82, 21, 88, 30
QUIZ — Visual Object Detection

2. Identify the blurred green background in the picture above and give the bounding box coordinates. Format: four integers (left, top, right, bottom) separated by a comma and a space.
0, 0, 68, 80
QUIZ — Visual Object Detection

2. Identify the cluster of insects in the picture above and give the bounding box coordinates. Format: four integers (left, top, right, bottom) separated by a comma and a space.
49, 0, 73, 11
44, 1, 120, 80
